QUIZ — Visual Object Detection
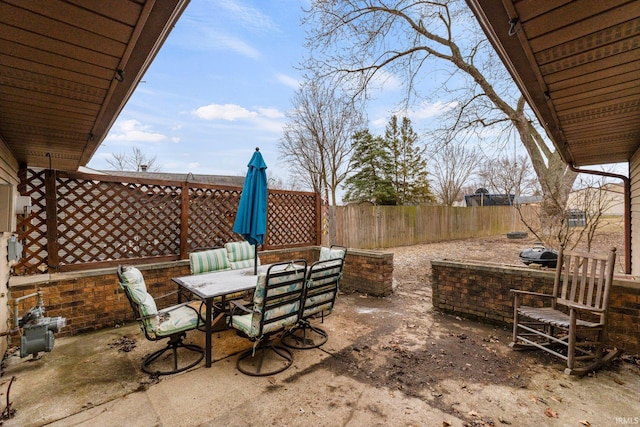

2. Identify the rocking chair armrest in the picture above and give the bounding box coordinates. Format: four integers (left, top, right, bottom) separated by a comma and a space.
510, 289, 555, 299
564, 302, 606, 313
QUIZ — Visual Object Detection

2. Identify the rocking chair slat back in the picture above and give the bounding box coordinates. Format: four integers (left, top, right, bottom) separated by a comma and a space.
557, 248, 616, 315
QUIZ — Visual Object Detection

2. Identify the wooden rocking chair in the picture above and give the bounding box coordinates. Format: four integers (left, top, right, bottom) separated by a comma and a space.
510, 246, 619, 375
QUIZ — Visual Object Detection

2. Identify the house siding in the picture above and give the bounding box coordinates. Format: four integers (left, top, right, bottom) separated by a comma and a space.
0, 137, 19, 358
630, 151, 640, 276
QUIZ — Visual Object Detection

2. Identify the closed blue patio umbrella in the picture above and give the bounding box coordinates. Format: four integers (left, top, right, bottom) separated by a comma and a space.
233, 147, 268, 274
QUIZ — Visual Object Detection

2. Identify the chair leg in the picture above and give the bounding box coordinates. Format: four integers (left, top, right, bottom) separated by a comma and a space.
236, 338, 293, 376
282, 321, 328, 349
567, 310, 577, 372
142, 332, 204, 376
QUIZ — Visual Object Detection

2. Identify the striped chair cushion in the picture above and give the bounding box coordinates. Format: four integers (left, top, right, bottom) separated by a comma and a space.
154, 305, 200, 336
319, 247, 346, 261
225, 241, 261, 269
189, 248, 231, 274
118, 266, 158, 333
230, 266, 305, 337
225, 241, 254, 262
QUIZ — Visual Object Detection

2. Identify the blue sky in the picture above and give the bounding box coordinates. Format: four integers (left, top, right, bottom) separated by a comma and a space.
87, 0, 627, 193
87, 0, 457, 185
89, 0, 309, 180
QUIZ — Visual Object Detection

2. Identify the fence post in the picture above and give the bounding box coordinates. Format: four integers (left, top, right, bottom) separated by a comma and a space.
180, 182, 189, 259
315, 192, 322, 245
45, 169, 59, 272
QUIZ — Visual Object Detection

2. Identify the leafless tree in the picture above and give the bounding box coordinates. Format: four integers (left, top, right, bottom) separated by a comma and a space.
564, 174, 623, 251
430, 142, 481, 206
477, 155, 538, 201
106, 147, 160, 172
279, 78, 365, 205
304, 0, 577, 243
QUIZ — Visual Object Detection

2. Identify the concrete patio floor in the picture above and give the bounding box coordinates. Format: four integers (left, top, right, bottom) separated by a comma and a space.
2, 289, 639, 427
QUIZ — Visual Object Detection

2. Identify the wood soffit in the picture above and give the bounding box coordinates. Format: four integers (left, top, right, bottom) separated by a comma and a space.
0, 0, 189, 171
467, 0, 640, 167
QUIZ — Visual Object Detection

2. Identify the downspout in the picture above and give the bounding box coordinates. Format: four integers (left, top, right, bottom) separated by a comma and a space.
567, 164, 630, 274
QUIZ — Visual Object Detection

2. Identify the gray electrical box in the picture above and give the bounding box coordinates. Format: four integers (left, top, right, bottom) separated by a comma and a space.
0, 184, 13, 232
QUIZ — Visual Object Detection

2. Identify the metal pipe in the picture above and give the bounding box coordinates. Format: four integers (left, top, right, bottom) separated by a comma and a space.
11, 288, 43, 329
567, 164, 630, 274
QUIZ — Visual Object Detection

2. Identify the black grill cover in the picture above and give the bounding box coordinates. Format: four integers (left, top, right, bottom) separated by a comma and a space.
519, 244, 558, 268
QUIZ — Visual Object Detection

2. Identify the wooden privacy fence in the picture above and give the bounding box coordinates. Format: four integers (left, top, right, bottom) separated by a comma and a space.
14, 168, 320, 275
332, 204, 538, 249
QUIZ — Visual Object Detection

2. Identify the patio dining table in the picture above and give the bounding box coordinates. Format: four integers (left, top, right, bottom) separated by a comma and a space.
172, 265, 271, 367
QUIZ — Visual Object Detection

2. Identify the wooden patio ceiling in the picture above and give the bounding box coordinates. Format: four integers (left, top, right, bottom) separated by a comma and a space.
466, 0, 640, 167
0, 0, 189, 171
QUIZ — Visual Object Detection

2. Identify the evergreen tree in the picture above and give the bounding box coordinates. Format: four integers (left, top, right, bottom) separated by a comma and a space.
383, 116, 435, 205
343, 130, 396, 205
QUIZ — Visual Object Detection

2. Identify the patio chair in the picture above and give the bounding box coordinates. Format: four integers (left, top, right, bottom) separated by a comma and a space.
189, 247, 250, 330
227, 260, 307, 376
318, 244, 347, 263
510, 247, 619, 375
225, 241, 261, 270
282, 247, 346, 349
117, 265, 204, 376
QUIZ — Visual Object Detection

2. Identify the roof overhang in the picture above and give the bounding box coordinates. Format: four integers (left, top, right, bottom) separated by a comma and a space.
0, 0, 189, 171
466, 0, 640, 167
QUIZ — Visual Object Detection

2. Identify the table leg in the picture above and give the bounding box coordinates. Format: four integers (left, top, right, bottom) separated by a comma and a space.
205, 297, 212, 367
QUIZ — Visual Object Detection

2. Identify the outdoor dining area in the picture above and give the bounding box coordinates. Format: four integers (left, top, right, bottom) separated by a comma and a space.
117, 241, 346, 377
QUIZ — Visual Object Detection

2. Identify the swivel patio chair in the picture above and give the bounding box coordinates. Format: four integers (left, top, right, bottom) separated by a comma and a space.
227, 260, 307, 376
117, 265, 204, 376
281, 248, 345, 349
188, 247, 252, 331
510, 247, 619, 375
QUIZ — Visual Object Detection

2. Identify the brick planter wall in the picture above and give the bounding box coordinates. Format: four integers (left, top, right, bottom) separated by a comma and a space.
431, 260, 640, 353
7, 246, 393, 341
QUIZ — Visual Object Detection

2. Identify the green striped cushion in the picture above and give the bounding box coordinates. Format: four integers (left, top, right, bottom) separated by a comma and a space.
319, 247, 346, 261
230, 259, 259, 270
225, 241, 254, 262
189, 248, 230, 274
118, 266, 158, 332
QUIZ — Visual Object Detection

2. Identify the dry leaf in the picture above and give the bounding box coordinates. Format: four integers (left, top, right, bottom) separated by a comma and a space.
529, 395, 538, 403
550, 396, 563, 403
579, 420, 591, 426
544, 408, 559, 418
613, 378, 625, 385
442, 421, 452, 427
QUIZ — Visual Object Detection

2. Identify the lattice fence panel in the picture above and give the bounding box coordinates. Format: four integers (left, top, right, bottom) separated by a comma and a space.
14, 169, 48, 275
188, 186, 242, 250
267, 191, 317, 247
15, 169, 318, 274
55, 177, 182, 266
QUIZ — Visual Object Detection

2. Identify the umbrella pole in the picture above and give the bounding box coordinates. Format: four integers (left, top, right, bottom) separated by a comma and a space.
254, 243, 257, 275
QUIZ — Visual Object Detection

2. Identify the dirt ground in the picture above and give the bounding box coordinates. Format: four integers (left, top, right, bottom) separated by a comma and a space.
319, 230, 638, 426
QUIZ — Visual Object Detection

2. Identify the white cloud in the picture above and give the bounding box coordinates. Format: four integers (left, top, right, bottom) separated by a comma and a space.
192, 103, 286, 134
370, 69, 402, 93
106, 119, 166, 143
193, 104, 258, 121
215, 0, 278, 32
412, 101, 459, 119
276, 73, 300, 89
257, 107, 285, 119
171, 137, 181, 143
215, 33, 260, 58
371, 116, 388, 129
